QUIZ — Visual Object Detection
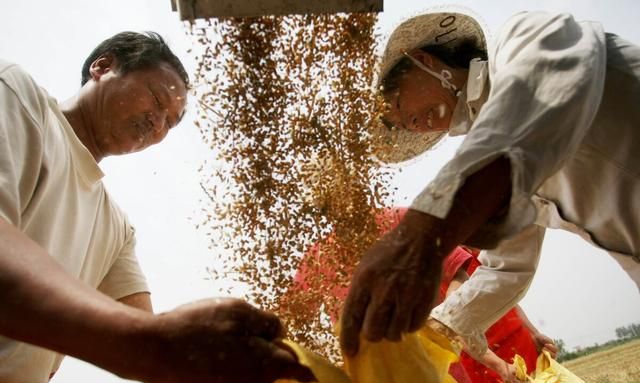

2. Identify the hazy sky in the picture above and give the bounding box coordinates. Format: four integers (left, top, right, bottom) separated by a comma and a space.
1, 0, 639, 381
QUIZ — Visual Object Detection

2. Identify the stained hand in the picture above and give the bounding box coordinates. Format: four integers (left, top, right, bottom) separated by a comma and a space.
340, 209, 446, 356
146, 298, 315, 383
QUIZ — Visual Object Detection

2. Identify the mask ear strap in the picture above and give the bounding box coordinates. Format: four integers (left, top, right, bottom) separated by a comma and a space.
403, 52, 460, 96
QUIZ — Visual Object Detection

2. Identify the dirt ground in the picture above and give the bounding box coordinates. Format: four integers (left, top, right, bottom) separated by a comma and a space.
562, 339, 640, 383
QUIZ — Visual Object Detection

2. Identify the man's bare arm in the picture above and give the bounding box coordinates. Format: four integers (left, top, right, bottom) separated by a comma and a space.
0, 218, 314, 382
0, 218, 147, 367
119, 292, 153, 313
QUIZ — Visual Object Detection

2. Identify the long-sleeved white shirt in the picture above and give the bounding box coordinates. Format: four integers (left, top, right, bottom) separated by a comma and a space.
409, 11, 640, 357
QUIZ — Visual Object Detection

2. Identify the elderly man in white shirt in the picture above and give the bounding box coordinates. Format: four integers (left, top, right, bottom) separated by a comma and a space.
0, 32, 313, 383
340, 9, 640, 364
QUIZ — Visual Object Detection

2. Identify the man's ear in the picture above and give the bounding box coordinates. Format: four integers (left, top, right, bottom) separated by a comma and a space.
89, 54, 116, 81
408, 49, 435, 69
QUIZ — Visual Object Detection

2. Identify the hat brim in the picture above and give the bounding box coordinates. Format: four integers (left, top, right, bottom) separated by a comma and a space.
372, 126, 446, 164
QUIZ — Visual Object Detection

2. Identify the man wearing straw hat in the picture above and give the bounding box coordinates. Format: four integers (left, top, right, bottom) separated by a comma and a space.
340, 8, 640, 370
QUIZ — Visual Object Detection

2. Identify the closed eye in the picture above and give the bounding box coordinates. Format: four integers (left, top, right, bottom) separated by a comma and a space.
148, 89, 174, 130
149, 82, 184, 130
151, 91, 162, 108
147, 83, 162, 107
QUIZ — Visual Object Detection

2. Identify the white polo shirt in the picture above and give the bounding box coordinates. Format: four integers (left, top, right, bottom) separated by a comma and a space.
408, 12, 640, 357
0, 60, 149, 382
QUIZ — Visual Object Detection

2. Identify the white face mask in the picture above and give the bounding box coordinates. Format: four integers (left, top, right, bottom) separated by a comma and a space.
403, 52, 460, 97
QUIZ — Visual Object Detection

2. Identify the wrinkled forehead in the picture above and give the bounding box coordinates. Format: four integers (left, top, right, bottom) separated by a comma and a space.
153, 64, 189, 102
154, 62, 187, 86
122, 62, 186, 88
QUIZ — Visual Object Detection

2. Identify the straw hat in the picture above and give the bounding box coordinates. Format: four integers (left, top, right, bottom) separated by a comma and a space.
373, 11, 487, 164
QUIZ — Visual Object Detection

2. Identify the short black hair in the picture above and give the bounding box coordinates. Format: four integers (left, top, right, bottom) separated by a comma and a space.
80, 31, 189, 87
382, 38, 487, 94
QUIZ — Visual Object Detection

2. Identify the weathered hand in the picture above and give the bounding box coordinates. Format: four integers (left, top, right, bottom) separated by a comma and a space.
340, 210, 446, 356
533, 332, 558, 359
140, 298, 315, 383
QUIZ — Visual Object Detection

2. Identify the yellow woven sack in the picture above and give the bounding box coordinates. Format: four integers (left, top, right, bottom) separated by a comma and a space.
513, 351, 585, 383
415, 327, 461, 383
279, 326, 460, 383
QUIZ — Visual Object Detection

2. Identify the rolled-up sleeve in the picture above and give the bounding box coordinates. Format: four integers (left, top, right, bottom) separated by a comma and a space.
431, 224, 546, 357
411, 11, 607, 245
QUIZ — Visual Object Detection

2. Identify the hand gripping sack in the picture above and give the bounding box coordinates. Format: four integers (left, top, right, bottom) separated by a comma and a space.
513, 350, 586, 383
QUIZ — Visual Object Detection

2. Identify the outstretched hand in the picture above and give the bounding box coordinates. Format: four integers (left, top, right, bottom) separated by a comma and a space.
339, 209, 447, 357
139, 298, 315, 383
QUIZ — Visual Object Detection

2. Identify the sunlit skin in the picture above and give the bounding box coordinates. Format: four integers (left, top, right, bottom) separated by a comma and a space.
61, 56, 188, 162
382, 49, 468, 134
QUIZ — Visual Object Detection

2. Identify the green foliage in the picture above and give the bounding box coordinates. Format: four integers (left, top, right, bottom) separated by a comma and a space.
615, 323, 640, 339
556, 322, 640, 362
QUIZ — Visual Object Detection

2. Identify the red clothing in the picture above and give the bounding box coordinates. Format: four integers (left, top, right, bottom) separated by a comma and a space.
292, 209, 540, 382
440, 249, 539, 382
439, 246, 477, 299
290, 208, 472, 382
291, 207, 408, 319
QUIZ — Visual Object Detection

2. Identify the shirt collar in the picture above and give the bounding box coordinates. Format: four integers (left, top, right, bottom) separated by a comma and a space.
48, 95, 105, 185
449, 58, 489, 136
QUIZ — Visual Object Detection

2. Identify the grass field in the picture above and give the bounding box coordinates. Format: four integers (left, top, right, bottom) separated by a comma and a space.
562, 339, 640, 383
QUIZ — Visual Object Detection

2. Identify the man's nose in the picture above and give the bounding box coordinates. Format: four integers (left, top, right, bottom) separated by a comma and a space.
405, 115, 419, 131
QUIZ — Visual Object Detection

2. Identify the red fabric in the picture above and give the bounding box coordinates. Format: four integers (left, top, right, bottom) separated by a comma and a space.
449, 360, 473, 383
290, 210, 539, 383
460, 325, 538, 382
293, 242, 350, 304
290, 207, 408, 322
439, 247, 475, 300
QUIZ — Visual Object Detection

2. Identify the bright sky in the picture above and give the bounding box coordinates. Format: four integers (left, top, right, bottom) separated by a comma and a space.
1, 0, 639, 381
